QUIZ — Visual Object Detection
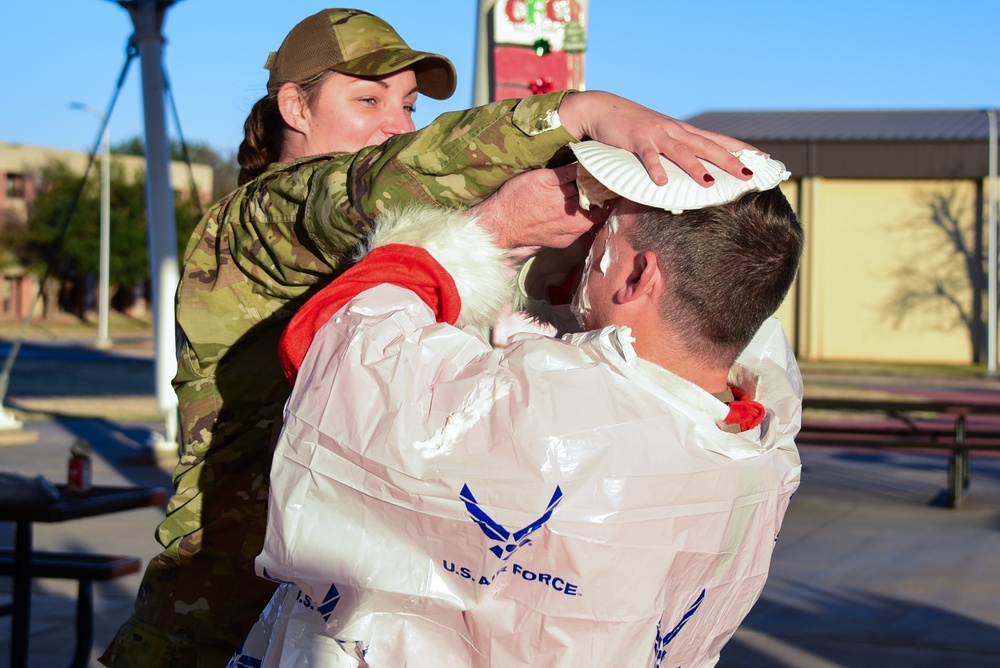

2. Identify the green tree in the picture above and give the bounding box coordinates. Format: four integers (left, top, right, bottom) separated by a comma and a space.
10, 157, 204, 317
0, 200, 30, 269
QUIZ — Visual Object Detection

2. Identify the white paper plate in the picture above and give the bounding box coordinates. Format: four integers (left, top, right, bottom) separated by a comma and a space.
570, 141, 790, 212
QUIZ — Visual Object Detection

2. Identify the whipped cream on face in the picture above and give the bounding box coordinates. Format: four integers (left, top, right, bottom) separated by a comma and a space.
598, 211, 620, 275
570, 244, 594, 324
571, 211, 622, 324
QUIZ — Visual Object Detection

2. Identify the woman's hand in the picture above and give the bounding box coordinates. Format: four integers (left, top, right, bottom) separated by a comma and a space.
557, 90, 760, 187
470, 165, 612, 251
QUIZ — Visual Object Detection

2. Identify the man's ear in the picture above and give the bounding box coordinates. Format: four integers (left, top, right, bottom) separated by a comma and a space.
276, 82, 307, 131
616, 250, 661, 304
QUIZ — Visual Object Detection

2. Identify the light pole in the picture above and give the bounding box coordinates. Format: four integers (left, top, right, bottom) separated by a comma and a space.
70, 102, 111, 349
123, 0, 180, 454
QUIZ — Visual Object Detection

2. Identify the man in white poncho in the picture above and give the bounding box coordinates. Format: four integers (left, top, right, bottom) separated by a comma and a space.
232, 145, 805, 668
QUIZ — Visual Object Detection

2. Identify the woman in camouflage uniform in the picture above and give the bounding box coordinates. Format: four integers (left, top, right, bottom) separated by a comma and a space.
101, 8, 758, 666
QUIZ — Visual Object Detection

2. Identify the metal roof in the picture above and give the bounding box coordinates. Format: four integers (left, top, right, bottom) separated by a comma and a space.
684, 110, 993, 142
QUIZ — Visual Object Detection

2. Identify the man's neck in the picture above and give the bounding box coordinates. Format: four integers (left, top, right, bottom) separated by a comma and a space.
646, 354, 730, 395
630, 327, 731, 395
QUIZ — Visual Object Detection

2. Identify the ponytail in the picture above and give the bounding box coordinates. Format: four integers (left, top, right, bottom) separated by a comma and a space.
237, 72, 335, 186
237, 95, 285, 186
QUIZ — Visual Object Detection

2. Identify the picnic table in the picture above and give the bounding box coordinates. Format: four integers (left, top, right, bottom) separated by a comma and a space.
0, 483, 167, 668
799, 396, 1000, 507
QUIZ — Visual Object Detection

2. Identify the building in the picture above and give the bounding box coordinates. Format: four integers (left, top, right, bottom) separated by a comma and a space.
0, 141, 214, 320
687, 109, 998, 365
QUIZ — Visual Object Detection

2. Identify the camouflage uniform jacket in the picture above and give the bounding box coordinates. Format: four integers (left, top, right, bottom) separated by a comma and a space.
128, 91, 578, 652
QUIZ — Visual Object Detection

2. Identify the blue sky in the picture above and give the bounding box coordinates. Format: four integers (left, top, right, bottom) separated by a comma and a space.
2, 0, 997, 158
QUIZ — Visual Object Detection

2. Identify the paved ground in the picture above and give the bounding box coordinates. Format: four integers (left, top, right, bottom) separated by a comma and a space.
0, 419, 172, 668
2, 326, 1000, 666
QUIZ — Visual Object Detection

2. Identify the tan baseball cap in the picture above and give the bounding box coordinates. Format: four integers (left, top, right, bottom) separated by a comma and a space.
264, 8, 457, 100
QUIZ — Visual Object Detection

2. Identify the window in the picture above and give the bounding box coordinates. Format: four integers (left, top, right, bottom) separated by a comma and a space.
5, 173, 26, 199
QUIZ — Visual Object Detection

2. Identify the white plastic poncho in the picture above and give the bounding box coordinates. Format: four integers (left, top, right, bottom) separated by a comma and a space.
235, 207, 802, 668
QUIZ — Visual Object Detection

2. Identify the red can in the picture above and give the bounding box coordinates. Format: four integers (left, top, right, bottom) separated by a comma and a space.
68, 439, 93, 494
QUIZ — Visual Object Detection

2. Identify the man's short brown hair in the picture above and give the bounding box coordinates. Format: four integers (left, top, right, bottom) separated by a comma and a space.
624, 187, 803, 366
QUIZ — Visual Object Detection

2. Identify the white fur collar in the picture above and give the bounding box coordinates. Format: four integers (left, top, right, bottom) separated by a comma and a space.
364, 205, 514, 332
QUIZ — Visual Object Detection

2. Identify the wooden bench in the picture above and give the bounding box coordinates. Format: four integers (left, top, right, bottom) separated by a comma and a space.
0, 549, 141, 668
800, 397, 1000, 508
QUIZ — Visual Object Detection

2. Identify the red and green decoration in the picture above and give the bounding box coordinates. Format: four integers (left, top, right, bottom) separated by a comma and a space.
490, 0, 588, 101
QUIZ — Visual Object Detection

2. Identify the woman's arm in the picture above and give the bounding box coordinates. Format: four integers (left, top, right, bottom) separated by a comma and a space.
301, 90, 758, 261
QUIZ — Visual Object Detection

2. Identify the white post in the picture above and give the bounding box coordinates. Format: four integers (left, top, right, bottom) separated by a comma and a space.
69, 103, 112, 349
123, 0, 179, 454
473, 0, 494, 106
988, 109, 998, 375
98, 123, 111, 348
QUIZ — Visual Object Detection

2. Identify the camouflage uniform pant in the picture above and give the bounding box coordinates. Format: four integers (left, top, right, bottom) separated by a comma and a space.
101, 360, 287, 665
99, 615, 238, 667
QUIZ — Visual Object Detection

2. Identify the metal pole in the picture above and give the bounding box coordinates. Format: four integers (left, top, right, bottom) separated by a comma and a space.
98, 122, 111, 348
988, 109, 998, 375
473, 0, 493, 106
69, 103, 112, 349
123, 0, 179, 453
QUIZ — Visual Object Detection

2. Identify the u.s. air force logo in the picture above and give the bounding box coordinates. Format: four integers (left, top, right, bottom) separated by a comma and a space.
654, 589, 706, 666
443, 483, 580, 596
460, 483, 563, 560
295, 583, 341, 622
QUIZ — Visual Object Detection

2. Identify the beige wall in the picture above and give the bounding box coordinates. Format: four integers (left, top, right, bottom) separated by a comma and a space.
0, 142, 214, 202
797, 177, 980, 363
771, 181, 800, 344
